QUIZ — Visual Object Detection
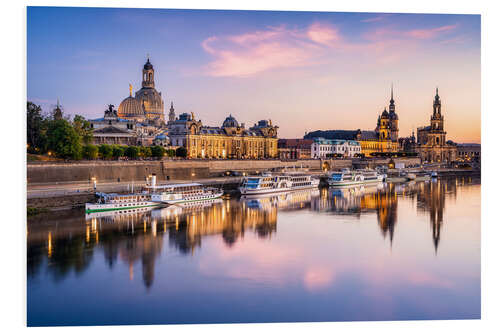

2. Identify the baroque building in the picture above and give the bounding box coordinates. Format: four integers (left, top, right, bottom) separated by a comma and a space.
118, 58, 165, 124
415, 89, 457, 163
278, 139, 313, 160
168, 113, 278, 159
311, 137, 361, 158
304, 86, 399, 156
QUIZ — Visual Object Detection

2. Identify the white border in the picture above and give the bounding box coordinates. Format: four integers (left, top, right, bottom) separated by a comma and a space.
2, 1, 497, 332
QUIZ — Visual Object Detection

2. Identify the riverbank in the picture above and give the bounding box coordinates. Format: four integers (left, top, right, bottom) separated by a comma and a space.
27, 169, 480, 212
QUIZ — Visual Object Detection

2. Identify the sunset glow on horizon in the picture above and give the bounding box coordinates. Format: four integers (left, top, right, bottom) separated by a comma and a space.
27, 7, 480, 143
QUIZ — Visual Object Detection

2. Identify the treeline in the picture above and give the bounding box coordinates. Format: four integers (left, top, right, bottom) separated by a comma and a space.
27, 101, 188, 160
27, 101, 93, 159
81, 144, 186, 160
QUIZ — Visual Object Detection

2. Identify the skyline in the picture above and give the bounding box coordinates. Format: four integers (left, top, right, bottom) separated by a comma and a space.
27, 7, 481, 143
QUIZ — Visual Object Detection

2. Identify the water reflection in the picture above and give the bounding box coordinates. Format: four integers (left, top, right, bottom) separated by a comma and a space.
27, 177, 479, 290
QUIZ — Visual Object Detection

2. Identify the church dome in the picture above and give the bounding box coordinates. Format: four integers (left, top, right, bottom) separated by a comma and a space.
135, 87, 164, 118
118, 96, 144, 118
222, 114, 239, 128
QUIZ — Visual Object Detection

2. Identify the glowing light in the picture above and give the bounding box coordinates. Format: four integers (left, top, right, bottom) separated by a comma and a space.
47, 232, 52, 258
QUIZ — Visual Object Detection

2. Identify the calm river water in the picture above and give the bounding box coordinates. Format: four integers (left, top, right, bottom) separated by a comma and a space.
27, 176, 481, 326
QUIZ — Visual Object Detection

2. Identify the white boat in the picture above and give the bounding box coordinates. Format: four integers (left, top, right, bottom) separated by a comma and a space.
239, 172, 320, 195
148, 183, 224, 205
327, 169, 384, 187
85, 192, 162, 214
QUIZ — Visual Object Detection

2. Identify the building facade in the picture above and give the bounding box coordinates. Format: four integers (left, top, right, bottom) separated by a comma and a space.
457, 143, 480, 162
169, 113, 278, 159
90, 105, 137, 145
415, 89, 457, 163
311, 137, 361, 159
304, 87, 399, 157
278, 139, 313, 160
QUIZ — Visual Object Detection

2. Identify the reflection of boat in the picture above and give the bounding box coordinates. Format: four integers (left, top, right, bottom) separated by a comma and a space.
239, 172, 319, 195
328, 169, 384, 187
150, 199, 223, 219
149, 183, 223, 204
431, 171, 438, 178
240, 188, 320, 211
85, 204, 157, 219
85, 192, 162, 214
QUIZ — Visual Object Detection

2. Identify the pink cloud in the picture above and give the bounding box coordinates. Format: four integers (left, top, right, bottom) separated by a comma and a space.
406, 24, 458, 39
307, 22, 341, 46
361, 14, 391, 23
201, 23, 342, 77
201, 22, 460, 78
365, 24, 459, 41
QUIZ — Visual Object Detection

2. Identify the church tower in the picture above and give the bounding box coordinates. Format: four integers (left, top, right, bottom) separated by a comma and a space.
429, 88, 446, 146
142, 57, 155, 88
168, 102, 176, 124
388, 84, 399, 141
378, 108, 391, 140
135, 57, 165, 122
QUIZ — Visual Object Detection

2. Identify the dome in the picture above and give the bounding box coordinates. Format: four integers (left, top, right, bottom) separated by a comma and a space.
135, 87, 164, 119
381, 108, 389, 118
222, 114, 239, 128
118, 96, 144, 118
144, 58, 153, 70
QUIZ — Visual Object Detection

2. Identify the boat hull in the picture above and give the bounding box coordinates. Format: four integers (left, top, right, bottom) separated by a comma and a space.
85, 201, 162, 214
328, 178, 382, 187
239, 183, 319, 196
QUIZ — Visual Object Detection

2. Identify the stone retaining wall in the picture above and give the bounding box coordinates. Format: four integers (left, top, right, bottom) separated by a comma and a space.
27, 159, 353, 184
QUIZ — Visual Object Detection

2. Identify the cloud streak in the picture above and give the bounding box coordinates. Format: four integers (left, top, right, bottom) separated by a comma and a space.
201, 23, 342, 77
201, 22, 460, 78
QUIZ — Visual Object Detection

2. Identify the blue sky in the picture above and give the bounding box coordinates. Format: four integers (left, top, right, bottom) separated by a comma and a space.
27, 7, 480, 142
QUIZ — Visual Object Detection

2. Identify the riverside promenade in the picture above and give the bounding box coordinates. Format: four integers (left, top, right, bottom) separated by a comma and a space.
27, 176, 244, 199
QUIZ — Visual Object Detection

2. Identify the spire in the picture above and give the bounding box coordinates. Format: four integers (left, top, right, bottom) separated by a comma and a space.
129, 84, 133, 97
170, 101, 173, 109
391, 83, 394, 102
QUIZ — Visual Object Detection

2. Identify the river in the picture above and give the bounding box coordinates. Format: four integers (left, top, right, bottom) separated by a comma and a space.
27, 176, 481, 326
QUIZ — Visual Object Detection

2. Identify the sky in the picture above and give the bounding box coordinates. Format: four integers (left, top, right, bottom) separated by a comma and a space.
27, 7, 481, 143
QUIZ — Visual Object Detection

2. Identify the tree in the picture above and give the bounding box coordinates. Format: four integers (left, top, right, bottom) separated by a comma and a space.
73, 115, 93, 145
112, 145, 125, 159
151, 145, 165, 159
27, 102, 47, 153
166, 149, 176, 158
176, 146, 187, 158
125, 146, 139, 159
46, 119, 82, 160
82, 144, 98, 159
98, 144, 113, 159
139, 146, 152, 158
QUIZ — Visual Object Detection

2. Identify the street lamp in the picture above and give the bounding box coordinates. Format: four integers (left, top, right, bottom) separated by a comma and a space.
91, 177, 97, 192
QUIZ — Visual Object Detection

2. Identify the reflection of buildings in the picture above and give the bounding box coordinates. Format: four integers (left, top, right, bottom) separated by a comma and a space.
167, 200, 277, 252
415, 179, 454, 253
311, 184, 398, 244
